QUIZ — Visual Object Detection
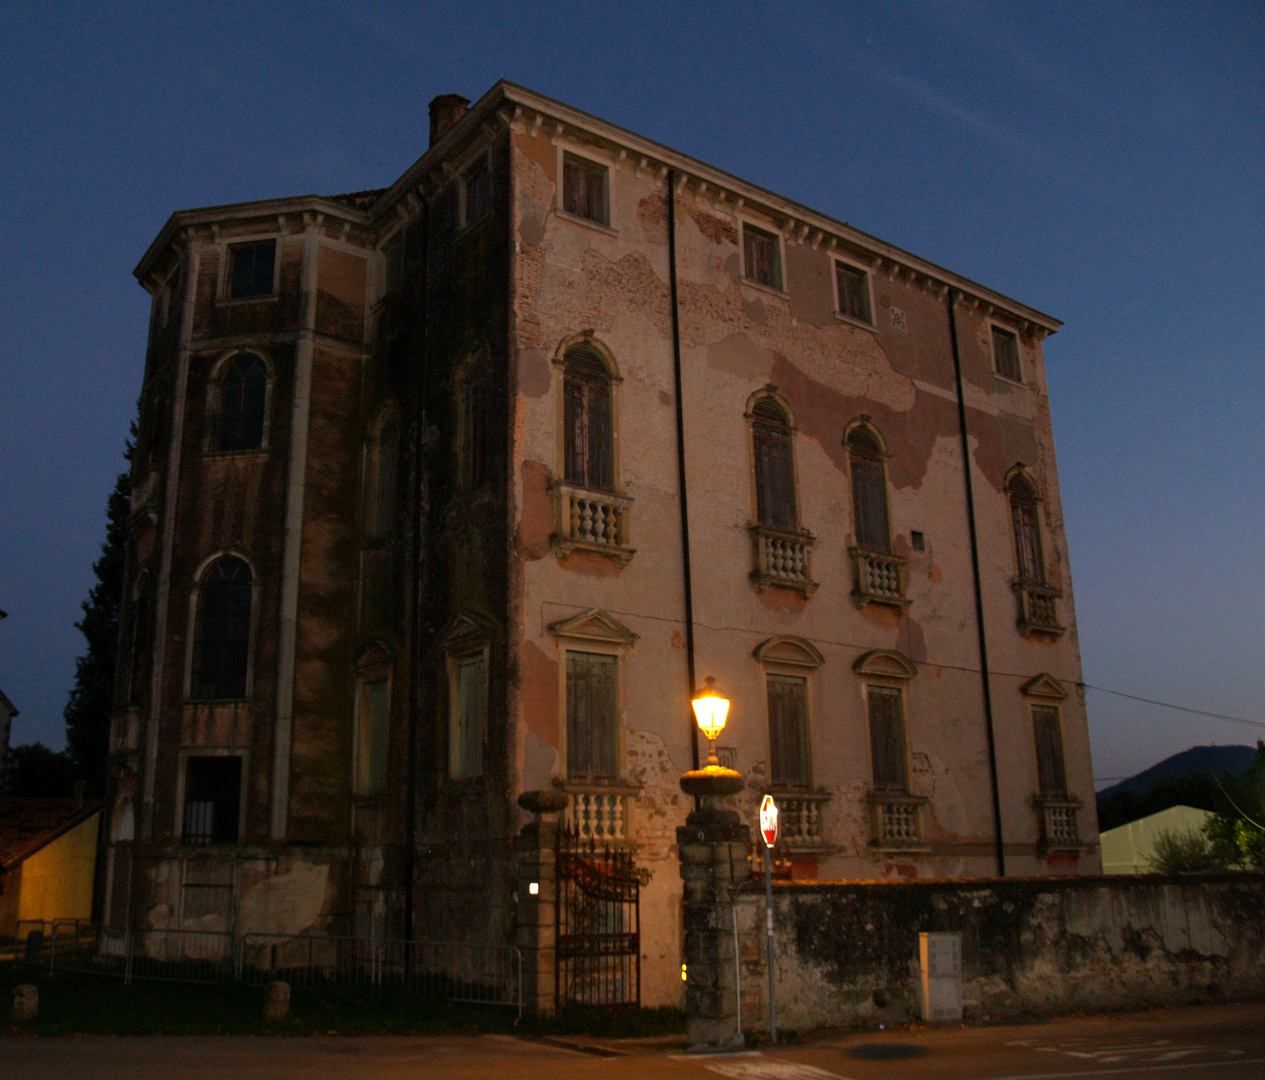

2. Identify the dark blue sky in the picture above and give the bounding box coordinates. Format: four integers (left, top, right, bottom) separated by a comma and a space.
2, 1, 1262, 785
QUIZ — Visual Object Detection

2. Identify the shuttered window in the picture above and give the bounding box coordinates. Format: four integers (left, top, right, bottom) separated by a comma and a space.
743, 224, 780, 288
849, 427, 891, 553
563, 346, 614, 491
752, 398, 797, 530
992, 326, 1021, 381
868, 686, 908, 792
566, 651, 617, 781
1008, 474, 1045, 584
563, 155, 608, 226
213, 354, 267, 452
354, 676, 390, 795
836, 262, 872, 323
1033, 705, 1067, 798
183, 755, 242, 844
191, 557, 252, 700
227, 240, 276, 299
767, 674, 811, 788
451, 652, 487, 780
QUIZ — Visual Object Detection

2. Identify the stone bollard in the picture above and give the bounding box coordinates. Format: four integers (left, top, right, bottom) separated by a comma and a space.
678, 767, 749, 1052
262, 980, 290, 1023
11, 984, 38, 1022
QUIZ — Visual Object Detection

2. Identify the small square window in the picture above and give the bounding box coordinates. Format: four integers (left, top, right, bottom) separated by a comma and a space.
227, 240, 276, 300
992, 326, 1021, 382
562, 154, 608, 226
462, 155, 491, 227
910, 530, 925, 552
743, 224, 781, 289
835, 261, 872, 324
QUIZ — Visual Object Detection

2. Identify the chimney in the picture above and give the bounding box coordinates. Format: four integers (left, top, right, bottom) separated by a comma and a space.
429, 94, 471, 147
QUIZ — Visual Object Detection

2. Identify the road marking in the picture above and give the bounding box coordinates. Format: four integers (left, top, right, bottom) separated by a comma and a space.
668, 1054, 854, 1080
1004, 1037, 1245, 1067
982, 1055, 1265, 1080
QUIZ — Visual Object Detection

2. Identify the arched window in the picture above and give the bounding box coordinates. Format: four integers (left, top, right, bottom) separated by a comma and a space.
847, 424, 890, 553
751, 396, 797, 531
191, 556, 252, 700
363, 406, 399, 540
563, 342, 613, 492
211, 353, 267, 452
1007, 471, 1045, 585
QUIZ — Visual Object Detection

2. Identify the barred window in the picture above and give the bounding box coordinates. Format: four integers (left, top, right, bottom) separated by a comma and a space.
743, 224, 781, 289
211, 353, 267, 453
835, 261, 872, 323
183, 755, 242, 845
1007, 472, 1045, 584
848, 425, 891, 553
752, 397, 797, 531
1033, 705, 1067, 798
562, 154, 608, 226
992, 326, 1021, 381
566, 651, 617, 781
868, 686, 908, 792
767, 673, 811, 789
227, 240, 275, 299
563, 344, 614, 492
191, 557, 252, 700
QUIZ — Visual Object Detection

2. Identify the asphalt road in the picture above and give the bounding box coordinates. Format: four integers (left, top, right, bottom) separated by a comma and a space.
4, 1002, 1263, 1079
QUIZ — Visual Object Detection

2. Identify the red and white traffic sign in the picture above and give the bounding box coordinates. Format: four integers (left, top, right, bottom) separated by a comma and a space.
760, 794, 778, 848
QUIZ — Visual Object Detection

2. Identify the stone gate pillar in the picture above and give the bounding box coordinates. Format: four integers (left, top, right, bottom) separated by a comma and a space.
514, 789, 568, 1016
678, 769, 749, 1051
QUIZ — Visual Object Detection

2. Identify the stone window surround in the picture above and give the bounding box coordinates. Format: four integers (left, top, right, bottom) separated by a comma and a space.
203, 348, 273, 457
557, 143, 614, 232
182, 549, 259, 703
832, 254, 877, 329
444, 614, 494, 785
174, 746, 248, 847
216, 234, 282, 305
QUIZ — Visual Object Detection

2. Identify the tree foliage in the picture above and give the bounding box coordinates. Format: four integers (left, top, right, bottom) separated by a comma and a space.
1096, 772, 1226, 832
62, 438, 133, 797
5, 742, 76, 798
1147, 828, 1231, 873
1203, 740, 1265, 869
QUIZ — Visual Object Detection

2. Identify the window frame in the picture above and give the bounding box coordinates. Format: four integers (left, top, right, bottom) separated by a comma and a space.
352, 644, 393, 798
448, 645, 489, 782
1006, 468, 1046, 586
833, 256, 875, 327
559, 150, 612, 230
845, 421, 893, 555
460, 151, 493, 230
185, 552, 257, 702
220, 237, 280, 302
741, 220, 785, 293
455, 343, 491, 495
554, 335, 621, 495
852, 649, 918, 797
177, 750, 246, 846
205, 350, 271, 455
991, 323, 1022, 383
747, 390, 800, 532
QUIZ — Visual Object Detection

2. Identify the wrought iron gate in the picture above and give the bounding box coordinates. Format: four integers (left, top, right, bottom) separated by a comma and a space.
555, 825, 640, 1007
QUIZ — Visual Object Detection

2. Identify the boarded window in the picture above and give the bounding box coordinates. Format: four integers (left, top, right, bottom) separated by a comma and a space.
767, 674, 811, 788
1008, 474, 1045, 584
743, 224, 780, 288
1033, 705, 1067, 797
464, 155, 491, 225
566, 651, 617, 781
848, 427, 891, 553
451, 651, 487, 780
354, 676, 390, 795
183, 755, 242, 844
992, 326, 1021, 381
212, 354, 267, 452
563, 155, 608, 225
868, 686, 908, 792
752, 398, 797, 530
227, 240, 276, 299
836, 262, 872, 323
191, 557, 252, 700
563, 346, 614, 491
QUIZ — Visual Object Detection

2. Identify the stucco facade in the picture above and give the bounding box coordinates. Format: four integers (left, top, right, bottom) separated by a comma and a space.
104, 81, 1097, 1008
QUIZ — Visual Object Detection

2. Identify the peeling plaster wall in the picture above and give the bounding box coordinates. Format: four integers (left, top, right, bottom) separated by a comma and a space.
738, 874, 1265, 1030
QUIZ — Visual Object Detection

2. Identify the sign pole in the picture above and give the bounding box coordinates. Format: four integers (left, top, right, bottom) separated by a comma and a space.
759, 794, 778, 1044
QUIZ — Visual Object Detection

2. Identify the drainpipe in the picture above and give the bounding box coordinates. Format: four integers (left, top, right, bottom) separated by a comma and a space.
946, 288, 1006, 877
667, 169, 700, 772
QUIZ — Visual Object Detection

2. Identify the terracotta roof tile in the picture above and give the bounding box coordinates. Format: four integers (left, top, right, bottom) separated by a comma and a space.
0, 798, 102, 870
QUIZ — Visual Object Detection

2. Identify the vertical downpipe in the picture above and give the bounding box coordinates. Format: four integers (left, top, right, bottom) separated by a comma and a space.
667, 169, 700, 772
947, 288, 1006, 876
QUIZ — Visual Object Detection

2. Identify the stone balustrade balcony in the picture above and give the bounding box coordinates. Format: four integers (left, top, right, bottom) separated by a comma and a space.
867, 790, 929, 850
850, 547, 909, 608
749, 524, 818, 596
1014, 581, 1065, 638
551, 482, 635, 565
1035, 797, 1082, 851
767, 790, 831, 850
559, 781, 641, 842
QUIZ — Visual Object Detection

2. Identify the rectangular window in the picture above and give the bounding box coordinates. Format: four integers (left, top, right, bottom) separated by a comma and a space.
183, 755, 242, 844
767, 674, 811, 788
463, 155, 491, 226
227, 240, 276, 300
566, 651, 617, 780
743, 224, 781, 289
1033, 705, 1068, 797
868, 686, 908, 792
354, 677, 390, 795
835, 261, 872, 323
992, 326, 1021, 381
451, 651, 487, 780
562, 154, 608, 226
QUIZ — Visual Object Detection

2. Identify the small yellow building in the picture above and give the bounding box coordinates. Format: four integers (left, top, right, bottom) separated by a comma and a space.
0, 798, 101, 933
1099, 805, 1213, 874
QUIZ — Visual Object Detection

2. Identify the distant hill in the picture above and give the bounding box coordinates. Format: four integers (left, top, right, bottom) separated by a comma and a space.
1097, 745, 1257, 802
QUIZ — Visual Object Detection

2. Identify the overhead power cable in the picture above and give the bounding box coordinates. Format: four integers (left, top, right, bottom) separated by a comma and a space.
1082, 683, 1265, 731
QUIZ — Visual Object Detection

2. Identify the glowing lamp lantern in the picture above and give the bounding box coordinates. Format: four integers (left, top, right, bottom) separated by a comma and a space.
691, 676, 730, 768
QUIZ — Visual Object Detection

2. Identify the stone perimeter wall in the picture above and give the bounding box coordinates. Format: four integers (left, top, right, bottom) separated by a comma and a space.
734, 873, 1265, 1030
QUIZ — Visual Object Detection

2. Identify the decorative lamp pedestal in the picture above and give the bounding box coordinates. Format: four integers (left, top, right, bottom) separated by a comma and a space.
677, 766, 748, 1052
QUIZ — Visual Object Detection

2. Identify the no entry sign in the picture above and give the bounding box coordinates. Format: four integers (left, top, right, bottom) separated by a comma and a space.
759, 794, 778, 848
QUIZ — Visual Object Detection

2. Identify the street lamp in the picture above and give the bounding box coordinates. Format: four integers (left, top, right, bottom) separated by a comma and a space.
691, 676, 730, 768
